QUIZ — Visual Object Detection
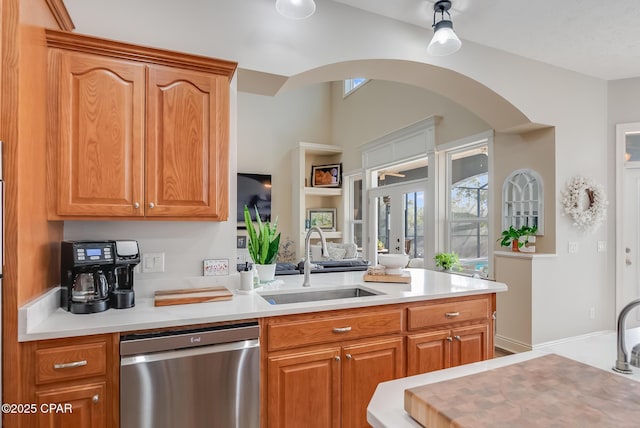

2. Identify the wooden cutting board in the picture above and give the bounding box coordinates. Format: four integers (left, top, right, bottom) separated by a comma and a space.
363, 272, 411, 284
154, 286, 233, 306
404, 353, 640, 428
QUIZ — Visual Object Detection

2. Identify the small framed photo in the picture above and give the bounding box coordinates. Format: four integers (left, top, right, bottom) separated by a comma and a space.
311, 163, 341, 188
237, 235, 247, 249
204, 259, 229, 276
308, 208, 337, 231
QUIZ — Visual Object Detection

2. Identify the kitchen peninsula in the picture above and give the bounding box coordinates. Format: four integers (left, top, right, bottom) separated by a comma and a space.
19, 269, 506, 428
20, 268, 506, 341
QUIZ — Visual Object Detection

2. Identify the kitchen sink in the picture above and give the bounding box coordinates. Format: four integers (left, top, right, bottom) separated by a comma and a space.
260, 287, 382, 305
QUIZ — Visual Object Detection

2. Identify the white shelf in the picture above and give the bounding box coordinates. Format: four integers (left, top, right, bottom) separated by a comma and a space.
304, 187, 342, 196
292, 142, 344, 259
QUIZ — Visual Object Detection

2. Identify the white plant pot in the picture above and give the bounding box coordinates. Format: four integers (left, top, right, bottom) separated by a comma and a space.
255, 263, 276, 284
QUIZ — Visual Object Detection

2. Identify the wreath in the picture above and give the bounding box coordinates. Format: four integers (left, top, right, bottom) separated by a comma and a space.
561, 176, 607, 231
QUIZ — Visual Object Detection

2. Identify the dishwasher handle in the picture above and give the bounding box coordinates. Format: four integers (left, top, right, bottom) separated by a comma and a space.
120, 323, 259, 356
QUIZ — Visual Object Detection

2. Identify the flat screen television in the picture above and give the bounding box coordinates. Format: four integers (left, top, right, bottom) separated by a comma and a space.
237, 173, 272, 227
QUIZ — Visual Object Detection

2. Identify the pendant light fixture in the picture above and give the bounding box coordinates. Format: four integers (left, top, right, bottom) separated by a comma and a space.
427, 0, 462, 56
275, 0, 316, 20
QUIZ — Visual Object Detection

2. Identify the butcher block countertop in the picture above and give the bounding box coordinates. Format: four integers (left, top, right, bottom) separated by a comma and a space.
18, 269, 507, 341
405, 354, 640, 427
368, 328, 640, 428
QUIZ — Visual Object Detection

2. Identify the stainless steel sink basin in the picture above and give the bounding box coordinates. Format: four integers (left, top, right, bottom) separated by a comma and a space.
260, 287, 382, 305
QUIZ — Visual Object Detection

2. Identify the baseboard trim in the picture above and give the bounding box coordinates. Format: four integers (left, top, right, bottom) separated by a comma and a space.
494, 335, 532, 353
532, 330, 611, 349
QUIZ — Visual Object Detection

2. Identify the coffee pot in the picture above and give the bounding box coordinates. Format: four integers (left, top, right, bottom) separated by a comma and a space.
110, 240, 140, 309
61, 241, 115, 314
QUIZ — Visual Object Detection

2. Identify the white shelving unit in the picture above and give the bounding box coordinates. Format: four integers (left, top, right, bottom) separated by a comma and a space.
292, 142, 343, 259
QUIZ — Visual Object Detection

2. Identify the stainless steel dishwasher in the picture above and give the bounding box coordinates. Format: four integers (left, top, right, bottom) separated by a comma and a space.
120, 322, 259, 428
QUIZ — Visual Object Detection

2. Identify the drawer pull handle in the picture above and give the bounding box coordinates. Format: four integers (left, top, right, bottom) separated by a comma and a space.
445, 312, 460, 318
53, 360, 87, 370
333, 327, 352, 333
92, 394, 99, 403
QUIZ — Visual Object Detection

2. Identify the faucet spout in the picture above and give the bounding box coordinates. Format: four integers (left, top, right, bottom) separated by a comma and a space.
303, 226, 328, 287
613, 298, 640, 374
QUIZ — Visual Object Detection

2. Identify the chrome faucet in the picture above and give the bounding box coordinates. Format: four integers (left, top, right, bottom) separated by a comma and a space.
613, 298, 640, 374
303, 226, 329, 287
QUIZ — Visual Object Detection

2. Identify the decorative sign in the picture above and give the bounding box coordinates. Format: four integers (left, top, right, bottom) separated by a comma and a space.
203, 259, 229, 276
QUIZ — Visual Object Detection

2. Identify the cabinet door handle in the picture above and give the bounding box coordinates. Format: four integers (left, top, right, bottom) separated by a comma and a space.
333, 327, 352, 333
346, 353, 352, 360
133, 202, 140, 209
92, 394, 99, 403
445, 312, 460, 318
53, 360, 87, 370
446, 336, 453, 342
148, 202, 155, 209
334, 356, 341, 362
454, 335, 461, 341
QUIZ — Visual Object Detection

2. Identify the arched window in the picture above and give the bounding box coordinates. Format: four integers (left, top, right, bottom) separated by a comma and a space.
502, 169, 544, 234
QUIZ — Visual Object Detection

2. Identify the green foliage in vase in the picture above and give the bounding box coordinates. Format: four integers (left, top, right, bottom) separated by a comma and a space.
244, 205, 281, 265
498, 225, 538, 248
434, 252, 460, 270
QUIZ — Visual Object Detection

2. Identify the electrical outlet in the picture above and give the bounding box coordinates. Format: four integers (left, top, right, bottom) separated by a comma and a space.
589, 307, 596, 319
568, 242, 579, 253
142, 252, 165, 273
597, 241, 607, 252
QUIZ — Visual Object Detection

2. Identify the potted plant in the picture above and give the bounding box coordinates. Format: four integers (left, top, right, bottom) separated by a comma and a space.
498, 226, 523, 252
244, 205, 281, 283
498, 225, 538, 252
518, 225, 538, 253
434, 252, 460, 271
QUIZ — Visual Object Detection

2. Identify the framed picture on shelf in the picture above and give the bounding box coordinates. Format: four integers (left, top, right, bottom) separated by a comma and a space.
311, 163, 341, 188
308, 208, 337, 231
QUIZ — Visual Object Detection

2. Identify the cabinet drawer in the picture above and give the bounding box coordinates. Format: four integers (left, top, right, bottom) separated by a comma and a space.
407, 298, 489, 330
36, 342, 107, 385
267, 309, 403, 351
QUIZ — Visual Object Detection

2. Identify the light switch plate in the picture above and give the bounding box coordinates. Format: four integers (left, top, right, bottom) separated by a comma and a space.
568, 242, 579, 253
597, 241, 607, 252
142, 252, 165, 273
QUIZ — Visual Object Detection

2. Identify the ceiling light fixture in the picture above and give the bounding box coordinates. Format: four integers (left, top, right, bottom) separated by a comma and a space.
427, 0, 462, 56
275, 0, 316, 20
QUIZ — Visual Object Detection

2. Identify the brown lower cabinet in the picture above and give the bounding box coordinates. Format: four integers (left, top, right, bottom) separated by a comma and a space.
262, 294, 494, 428
267, 337, 404, 428
22, 333, 118, 428
19, 294, 494, 428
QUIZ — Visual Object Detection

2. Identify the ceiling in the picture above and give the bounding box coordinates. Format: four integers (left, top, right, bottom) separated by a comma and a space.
332, 0, 640, 81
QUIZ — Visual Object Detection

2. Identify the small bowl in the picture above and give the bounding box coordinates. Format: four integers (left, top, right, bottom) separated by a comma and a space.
378, 254, 409, 275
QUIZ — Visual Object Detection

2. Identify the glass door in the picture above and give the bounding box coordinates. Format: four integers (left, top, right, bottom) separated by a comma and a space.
369, 181, 425, 261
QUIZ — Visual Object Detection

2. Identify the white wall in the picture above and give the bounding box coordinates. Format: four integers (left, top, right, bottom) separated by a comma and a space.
330, 80, 489, 171
64, 0, 614, 342
238, 83, 333, 242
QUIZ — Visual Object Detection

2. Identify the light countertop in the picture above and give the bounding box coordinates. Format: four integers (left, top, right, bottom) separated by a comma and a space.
19, 268, 507, 341
367, 328, 640, 428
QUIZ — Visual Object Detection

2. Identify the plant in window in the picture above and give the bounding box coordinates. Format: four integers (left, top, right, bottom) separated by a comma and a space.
498, 225, 537, 251
434, 252, 460, 271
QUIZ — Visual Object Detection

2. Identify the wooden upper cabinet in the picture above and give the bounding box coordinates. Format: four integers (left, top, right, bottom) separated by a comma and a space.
146, 65, 228, 218
45, 30, 236, 221
53, 50, 145, 217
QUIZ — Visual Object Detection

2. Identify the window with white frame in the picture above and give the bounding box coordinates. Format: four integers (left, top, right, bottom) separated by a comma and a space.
448, 144, 489, 277
502, 169, 544, 234
343, 78, 368, 97
345, 173, 364, 250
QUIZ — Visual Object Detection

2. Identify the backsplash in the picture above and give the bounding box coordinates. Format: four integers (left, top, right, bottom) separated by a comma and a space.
63, 220, 239, 291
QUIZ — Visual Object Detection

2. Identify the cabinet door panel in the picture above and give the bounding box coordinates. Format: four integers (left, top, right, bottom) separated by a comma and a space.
36, 382, 106, 428
54, 51, 145, 216
451, 324, 489, 367
268, 348, 341, 428
342, 338, 404, 428
147, 65, 229, 218
407, 330, 451, 376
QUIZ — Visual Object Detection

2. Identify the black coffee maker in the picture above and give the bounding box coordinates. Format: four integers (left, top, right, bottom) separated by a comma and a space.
61, 241, 115, 314
110, 240, 140, 309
